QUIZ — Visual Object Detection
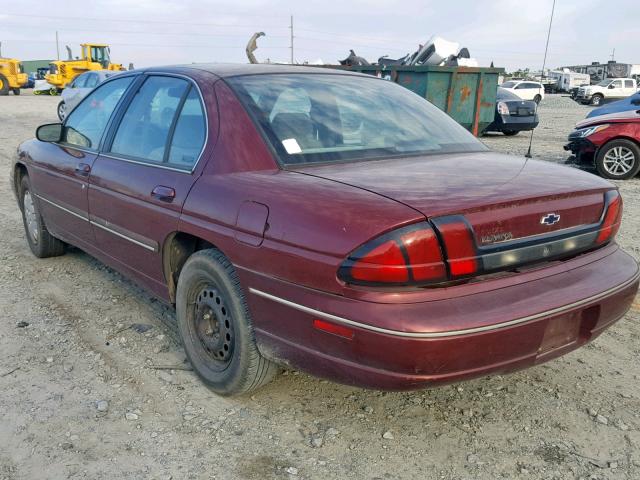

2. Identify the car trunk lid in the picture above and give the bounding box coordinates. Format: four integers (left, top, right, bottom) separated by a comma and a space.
289, 152, 613, 250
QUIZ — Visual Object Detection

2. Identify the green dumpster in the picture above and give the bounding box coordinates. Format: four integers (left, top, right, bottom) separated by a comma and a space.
323, 65, 504, 136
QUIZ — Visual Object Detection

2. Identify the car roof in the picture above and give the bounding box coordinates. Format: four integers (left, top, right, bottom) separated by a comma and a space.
139, 63, 368, 79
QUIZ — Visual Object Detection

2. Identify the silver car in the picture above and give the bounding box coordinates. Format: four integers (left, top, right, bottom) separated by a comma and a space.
57, 70, 115, 120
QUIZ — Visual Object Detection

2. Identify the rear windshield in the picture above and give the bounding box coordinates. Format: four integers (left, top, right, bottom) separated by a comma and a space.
228, 73, 486, 166
496, 87, 521, 100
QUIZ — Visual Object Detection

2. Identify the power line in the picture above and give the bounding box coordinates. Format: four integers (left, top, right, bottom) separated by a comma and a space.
3, 12, 290, 29
0, 21, 289, 39
4, 38, 289, 50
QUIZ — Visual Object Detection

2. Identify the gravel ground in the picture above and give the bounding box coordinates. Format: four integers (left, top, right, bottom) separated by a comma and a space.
1, 92, 640, 480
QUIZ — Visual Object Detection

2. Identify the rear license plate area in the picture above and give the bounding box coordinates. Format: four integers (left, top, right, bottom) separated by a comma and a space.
517, 108, 530, 116
538, 313, 581, 354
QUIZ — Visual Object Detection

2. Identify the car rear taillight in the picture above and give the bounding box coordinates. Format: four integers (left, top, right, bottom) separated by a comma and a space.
338, 223, 446, 286
431, 216, 478, 278
596, 190, 622, 244
340, 191, 623, 289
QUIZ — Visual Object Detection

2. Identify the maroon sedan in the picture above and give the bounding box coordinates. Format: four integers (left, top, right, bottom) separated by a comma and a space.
565, 109, 640, 180
11, 64, 639, 396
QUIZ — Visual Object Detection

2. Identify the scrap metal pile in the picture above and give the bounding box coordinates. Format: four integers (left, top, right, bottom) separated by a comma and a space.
339, 35, 479, 68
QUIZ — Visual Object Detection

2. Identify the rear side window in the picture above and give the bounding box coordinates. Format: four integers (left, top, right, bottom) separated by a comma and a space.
625, 80, 634, 88
167, 88, 206, 168
110, 76, 189, 163
63, 76, 134, 150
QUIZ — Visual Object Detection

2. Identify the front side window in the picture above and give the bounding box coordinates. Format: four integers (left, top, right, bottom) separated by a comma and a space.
72, 73, 88, 89
229, 74, 486, 166
110, 76, 192, 164
84, 73, 99, 89
611, 80, 622, 88
62, 76, 134, 150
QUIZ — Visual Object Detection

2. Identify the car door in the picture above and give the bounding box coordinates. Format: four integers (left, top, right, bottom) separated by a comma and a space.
609, 79, 624, 98
87, 74, 209, 297
28, 75, 135, 249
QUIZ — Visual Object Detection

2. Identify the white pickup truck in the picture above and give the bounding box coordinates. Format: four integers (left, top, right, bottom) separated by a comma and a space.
575, 78, 638, 105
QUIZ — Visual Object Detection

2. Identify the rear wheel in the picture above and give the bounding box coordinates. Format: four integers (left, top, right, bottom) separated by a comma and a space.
533, 94, 542, 104
0, 74, 9, 96
590, 94, 603, 106
502, 130, 519, 136
57, 101, 66, 120
595, 139, 640, 180
19, 176, 66, 258
176, 249, 278, 396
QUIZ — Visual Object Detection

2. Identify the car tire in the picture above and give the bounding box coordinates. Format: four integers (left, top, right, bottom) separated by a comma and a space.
176, 249, 278, 396
57, 101, 66, 121
0, 74, 9, 96
590, 94, 603, 106
595, 139, 640, 180
19, 176, 66, 258
12, 88, 21, 95
502, 130, 519, 136
533, 94, 542, 104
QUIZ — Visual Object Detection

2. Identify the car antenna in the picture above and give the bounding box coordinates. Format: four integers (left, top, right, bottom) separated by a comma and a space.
526, 0, 556, 159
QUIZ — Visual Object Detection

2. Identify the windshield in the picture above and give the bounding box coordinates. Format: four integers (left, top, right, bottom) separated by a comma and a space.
229, 74, 486, 165
501, 81, 517, 88
596, 80, 612, 87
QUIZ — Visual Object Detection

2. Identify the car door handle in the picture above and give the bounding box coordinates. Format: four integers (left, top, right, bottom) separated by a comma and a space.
151, 185, 176, 203
75, 163, 91, 176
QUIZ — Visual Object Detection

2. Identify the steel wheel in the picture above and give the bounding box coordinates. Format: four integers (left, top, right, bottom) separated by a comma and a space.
189, 286, 235, 370
603, 146, 635, 176
176, 249, 278, 395
23, 190, 39, 244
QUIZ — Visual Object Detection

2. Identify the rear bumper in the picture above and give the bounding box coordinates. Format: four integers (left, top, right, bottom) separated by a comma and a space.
242, 245, 639, 390
488, 114, 539, 132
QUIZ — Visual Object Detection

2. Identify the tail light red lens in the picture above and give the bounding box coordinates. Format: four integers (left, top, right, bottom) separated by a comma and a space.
431, 217, 478, 277
339, 223, 446, 286
349, 240, 409, 283
596, 190, 622, 244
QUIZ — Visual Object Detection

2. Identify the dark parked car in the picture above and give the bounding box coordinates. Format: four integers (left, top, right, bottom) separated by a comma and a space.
11, 65, 639, 396
586, 91, 640, 119
484, 87, 539, 136
565, 109, 640, 179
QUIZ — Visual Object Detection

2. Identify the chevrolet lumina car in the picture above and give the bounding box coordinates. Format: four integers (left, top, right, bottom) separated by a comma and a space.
12, 65, 639, 396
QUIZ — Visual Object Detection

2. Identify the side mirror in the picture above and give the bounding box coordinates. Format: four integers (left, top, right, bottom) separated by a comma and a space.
36, 123, 63, 143
631, 97, 640, 106
608, 84, 615, 89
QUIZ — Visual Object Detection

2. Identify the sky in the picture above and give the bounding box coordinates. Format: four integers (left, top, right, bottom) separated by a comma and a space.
0, 0, 637, 71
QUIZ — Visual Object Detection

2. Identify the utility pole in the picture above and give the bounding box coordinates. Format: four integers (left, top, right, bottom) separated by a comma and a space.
56, 31, 60, 60
289, 15, 294, 64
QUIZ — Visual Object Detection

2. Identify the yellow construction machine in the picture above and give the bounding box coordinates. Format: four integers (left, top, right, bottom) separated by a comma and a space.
46, 43, 125, 90
0, 42, 28, 95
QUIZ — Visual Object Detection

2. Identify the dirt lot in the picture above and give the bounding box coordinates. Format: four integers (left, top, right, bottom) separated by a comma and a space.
1, 92, 639, 480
